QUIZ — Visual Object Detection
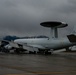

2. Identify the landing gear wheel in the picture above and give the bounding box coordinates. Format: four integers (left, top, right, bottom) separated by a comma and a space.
66, 47, 71, 52
44, 51, 52, 55
4, 49, 10, 53
33, 51, 36, 54
29, 51, 36, 54
14, 49, 20, 54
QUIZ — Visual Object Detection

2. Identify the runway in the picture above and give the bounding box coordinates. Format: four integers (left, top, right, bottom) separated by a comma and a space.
0, 52, 76, 75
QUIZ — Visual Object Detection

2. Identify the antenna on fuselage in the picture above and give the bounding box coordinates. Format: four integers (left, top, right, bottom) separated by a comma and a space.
40, 21, 68, 38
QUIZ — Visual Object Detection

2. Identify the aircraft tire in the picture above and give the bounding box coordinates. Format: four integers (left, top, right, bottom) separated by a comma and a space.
14, 49, 20, 54
29, 51, 36, 54
66, 47, 71, 52
44, 51, 52, 55
5, 50, 10, 53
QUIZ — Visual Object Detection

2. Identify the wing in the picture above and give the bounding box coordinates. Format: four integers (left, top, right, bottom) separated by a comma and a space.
0, 40, 46, 52
10, 42, 46, 52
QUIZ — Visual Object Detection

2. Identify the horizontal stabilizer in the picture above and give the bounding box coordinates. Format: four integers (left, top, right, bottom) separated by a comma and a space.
67, 34, 76, 43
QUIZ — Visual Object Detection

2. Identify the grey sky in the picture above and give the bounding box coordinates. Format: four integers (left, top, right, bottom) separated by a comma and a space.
0, 0, 76, 37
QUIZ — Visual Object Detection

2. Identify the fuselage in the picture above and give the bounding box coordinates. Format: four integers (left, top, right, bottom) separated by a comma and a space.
14, 37, 75, 50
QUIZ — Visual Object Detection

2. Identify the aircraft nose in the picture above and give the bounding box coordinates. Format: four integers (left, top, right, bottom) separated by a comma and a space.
14, 39, 19, 43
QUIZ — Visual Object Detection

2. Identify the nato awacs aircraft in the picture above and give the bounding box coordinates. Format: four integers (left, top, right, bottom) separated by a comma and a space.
1, 21, 76, 54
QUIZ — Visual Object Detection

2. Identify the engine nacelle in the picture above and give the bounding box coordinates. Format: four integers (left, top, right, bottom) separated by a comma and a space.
4, 44, 12, 50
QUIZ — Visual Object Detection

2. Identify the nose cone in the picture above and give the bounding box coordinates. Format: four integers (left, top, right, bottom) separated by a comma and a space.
14, 39, 20, 43
14, 39, 25, 44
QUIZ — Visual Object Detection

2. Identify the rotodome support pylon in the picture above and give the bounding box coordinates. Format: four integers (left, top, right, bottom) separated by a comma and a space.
40, 21, 68, 38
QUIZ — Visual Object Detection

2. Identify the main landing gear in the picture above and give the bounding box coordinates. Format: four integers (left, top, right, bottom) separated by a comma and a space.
44, 50, 52, 55
38, 49, 52, 55
66, 47, 71, 52
29, 51, 36, 54
14, 48, 26, 54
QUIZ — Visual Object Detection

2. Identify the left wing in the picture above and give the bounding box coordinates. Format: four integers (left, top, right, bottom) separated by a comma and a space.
10, 41, 46, 52
0, 40, 46, 52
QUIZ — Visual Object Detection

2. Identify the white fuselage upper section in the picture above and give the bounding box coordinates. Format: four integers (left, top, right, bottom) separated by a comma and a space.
14, 37, 74, 50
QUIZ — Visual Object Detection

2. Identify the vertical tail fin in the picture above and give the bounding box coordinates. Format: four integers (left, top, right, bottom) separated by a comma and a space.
67, 34, 76, 43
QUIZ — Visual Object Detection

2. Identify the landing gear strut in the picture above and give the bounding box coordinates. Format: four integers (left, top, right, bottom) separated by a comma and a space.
66, 47, 71, 52
14, 49, 20, 53
44, 50, 52, 55
14, 48, 26, 54
29, 51, 36, 54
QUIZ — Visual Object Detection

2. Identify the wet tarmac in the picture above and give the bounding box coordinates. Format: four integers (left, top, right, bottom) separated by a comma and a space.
0, 52, 76, 75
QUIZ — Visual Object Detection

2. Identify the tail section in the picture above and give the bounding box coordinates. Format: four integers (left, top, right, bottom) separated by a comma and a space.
67, 34, 76, 43
67, 25, 76, 43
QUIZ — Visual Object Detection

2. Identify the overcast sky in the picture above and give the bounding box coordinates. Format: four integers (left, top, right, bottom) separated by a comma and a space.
0, 0, 76, 37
